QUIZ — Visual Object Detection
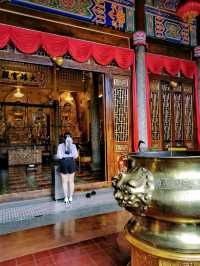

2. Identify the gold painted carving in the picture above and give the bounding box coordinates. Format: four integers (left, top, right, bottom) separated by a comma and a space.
113, 78, 129, 87
132, 248, 200, 266
133, 248, 158, 266
112, 163, 154, 215
115, 144, 129, 153
159, 260, 200, 266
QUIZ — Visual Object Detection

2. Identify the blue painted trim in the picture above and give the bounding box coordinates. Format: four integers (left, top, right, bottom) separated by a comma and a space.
10, 0, 94, 22
145, 6, 182, 21
150, 35, 191, 45
109, 0, 134, 6
145, 5, 197, 25
145, 6, 196, 46
145, 6, 197, 26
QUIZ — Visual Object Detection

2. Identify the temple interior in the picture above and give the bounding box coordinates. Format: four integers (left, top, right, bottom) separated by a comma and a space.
0, 64, 105, 195
0, 0, 200, 265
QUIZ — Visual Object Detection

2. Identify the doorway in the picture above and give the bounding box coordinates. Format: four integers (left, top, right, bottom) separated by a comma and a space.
59, 71, 106, 184
0, 63, 106, 197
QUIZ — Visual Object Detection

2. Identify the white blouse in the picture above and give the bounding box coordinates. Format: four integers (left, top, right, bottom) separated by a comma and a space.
57, 143, 78, 159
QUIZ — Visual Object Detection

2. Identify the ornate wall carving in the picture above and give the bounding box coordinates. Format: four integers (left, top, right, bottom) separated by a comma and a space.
150, 78, 195, 150
145, 0, 197, 47
112, 76, 130, 175
146, 0, 180, 12
132, 248, 200, 266
113, 77, 129, 143
10, 0, 135, 32
132, 248, 158, 266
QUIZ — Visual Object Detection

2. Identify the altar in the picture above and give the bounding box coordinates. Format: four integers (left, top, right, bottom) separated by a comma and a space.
8, 147, 42, 166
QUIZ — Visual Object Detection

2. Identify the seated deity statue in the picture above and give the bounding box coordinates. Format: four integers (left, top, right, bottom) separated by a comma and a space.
61, 102, 80, 140
0, 108, 6, 139
32, 108, 47, 143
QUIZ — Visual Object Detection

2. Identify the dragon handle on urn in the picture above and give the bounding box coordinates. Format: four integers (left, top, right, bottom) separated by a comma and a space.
112, 157, 154, 216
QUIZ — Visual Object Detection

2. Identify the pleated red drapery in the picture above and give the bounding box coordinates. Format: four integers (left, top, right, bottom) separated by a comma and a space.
0, 23, 134, 69
0, 23, 139, 150
1, 24, 199, 150
146, 53, 200, 149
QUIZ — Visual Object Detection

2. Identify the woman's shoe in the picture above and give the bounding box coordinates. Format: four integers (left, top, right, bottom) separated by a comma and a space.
64, 197, 69, 204
68, 196, 73, 204
91, 190, 96, 196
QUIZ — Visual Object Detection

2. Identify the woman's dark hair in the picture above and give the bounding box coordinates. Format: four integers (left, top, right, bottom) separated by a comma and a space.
64, 132, 72, 140
138, 140, 145, 152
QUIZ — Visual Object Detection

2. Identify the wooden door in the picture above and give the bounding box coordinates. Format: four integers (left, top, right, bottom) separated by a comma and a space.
104, 74, 132, 181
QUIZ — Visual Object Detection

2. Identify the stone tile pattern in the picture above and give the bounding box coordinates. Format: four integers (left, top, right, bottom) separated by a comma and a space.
0, 188, 122, 235
0, 164, 103, 195
0, 165, 51, 195
0, 233, 128, 266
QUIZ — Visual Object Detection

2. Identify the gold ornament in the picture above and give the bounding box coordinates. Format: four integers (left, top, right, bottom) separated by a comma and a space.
170, 80, 178, 88
51, 56, 64, 66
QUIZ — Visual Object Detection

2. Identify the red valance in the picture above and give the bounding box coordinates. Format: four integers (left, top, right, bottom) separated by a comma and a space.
146, 53, 200, 149
0, 23, 134, 69
0, 23, 139, 151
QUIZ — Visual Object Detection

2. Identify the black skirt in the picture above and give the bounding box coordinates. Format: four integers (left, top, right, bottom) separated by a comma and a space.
59, 158, 77, 174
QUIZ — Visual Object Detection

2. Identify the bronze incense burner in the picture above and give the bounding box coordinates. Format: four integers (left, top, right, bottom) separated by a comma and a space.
113, 151, 200, 265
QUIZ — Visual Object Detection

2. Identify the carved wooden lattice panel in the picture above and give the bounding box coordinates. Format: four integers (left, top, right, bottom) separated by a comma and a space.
150, 79, 160, 148
183, 84, 194, 148
113, 78, 129, 143
173, 84, 183, 145
161, 81, 171, 147
150, 78, 195, 150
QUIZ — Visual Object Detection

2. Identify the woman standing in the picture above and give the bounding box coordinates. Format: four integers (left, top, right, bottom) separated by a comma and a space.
57, 132, 78, 204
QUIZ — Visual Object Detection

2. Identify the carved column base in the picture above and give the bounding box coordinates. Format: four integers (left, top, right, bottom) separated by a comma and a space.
131, 248, 200, 266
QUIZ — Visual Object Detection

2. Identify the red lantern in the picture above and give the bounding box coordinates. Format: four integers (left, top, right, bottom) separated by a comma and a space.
177, 0, 200, 24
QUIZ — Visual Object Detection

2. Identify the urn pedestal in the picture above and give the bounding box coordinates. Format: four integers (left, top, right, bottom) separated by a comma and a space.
113, 152, 200, 266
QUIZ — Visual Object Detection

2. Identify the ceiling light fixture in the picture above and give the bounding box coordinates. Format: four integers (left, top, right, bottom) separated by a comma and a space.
14, 87, 24, 98
64, 92, 73, 102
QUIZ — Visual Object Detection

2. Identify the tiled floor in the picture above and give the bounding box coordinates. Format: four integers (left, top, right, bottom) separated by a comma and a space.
0, 188, 121, 235
0, 233, 128, 266
0, 210, 131, 262
0, 164, 52, 195
0, 164, 104, 195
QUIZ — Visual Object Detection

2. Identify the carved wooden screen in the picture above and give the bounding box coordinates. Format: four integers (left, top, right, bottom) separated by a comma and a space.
104, 75, 131, 180
183, 83, 194, 149
113, 80, 129, 141
173, 83, 183, 146
150, 79, 161, 149
113, 77, 129, 151
150, 78, 195, 150
161, 80, 172, 148
112, 76, 131, 173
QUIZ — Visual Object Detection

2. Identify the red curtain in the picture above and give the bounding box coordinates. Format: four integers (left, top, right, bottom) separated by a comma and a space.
0, 23, 139, 150
145, 63, 152, 148
146, 53, 200, 149
0, 23, 134, 69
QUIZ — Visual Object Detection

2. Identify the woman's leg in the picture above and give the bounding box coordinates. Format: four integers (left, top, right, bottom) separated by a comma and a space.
61, 173, 69, 200
68, 172, 75, 201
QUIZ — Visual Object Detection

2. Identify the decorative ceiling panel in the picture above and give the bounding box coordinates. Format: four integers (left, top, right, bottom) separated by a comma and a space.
145, 0, 197, 47
10, 0, 135, 33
